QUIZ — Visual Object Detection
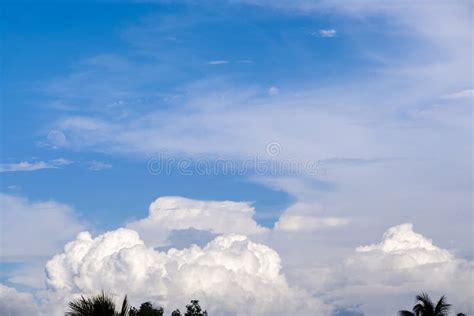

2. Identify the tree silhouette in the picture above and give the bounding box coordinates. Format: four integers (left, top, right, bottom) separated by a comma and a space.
129, 302, 164, 316
184, 300, 207, 316
66, 291, 129, 316
66, 294, 208, 316
399, 293, 450, 316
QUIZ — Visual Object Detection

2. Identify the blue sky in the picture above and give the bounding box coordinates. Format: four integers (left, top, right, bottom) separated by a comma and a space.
2, 1, 318, 228
0, 1, 472, 315
0, 1, 390, 229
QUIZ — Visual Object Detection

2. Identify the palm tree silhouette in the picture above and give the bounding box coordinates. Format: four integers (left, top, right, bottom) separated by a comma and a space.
399, 292, 450, 316
66, 291, 129, 316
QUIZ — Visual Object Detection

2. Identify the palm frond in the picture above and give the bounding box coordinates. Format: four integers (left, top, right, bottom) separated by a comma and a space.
413, 303, 425, 315
434, 295, 451, 316
93, 291, 116, 314
415, 292, 435, 315
399, 311, 415, 316
117, 295, 130, 316
67, 295, 94, 315
66, 291, 118, 316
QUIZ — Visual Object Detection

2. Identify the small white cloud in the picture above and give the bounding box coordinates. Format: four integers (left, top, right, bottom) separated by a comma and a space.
0, 161, 50, 172
208, 60, 229, 65
46, 130, 67, 147
316, 29, 337, 38
87, 161, 112, 171
51, 158, 74, 166
275, 215, 349, 232
0, 159, 73, 173
268, 86, 280, 96
441, 89, 474, 100
164, 36, 182, 43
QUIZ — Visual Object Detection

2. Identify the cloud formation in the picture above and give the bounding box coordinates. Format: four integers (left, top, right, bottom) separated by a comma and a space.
355, 223, 453, 267
0, 194, 84, 260
0, 159, 72, 172
349, 224, 473, 314
275, 215, 348, 232
317, 29, 337, 37
273, 201, 349, 232
3, 195, 472, 315
86, 160, 112, 171
304, 223, 474, 315
441, 89, 474, 100
0, 284, 38, 316
45, 228, 330, 315
3, 1, 471, 315
208, 60, 229, 65
127, 196, 268, 246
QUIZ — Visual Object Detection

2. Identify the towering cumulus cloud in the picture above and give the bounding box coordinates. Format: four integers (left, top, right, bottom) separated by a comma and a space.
45, 228, 329, 316
355, 223, 453, 267
325, 224, 474, 315
127, 196, 268, 246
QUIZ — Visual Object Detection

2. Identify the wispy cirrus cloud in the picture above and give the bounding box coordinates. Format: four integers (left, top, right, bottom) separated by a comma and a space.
208, 60, 254, 65
441, 89, 474, 100
0, 159, 73, 173
86, 160, 112, 171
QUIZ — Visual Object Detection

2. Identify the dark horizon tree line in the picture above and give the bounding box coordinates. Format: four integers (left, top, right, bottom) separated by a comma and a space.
66, 291, 207, 316
66, 291, 467, 315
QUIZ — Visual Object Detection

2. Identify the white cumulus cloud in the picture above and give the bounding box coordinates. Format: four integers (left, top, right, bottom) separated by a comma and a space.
0, 284, 39, 316
45, 228, 330, 316
355, 223, 453, 268
127, 196, 268, 246
316, 223, 474, 315
0, 194, 84, 260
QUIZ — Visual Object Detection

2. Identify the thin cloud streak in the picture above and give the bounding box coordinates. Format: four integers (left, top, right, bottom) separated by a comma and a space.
208, 60, 229, 65
0, 159, 73, 172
